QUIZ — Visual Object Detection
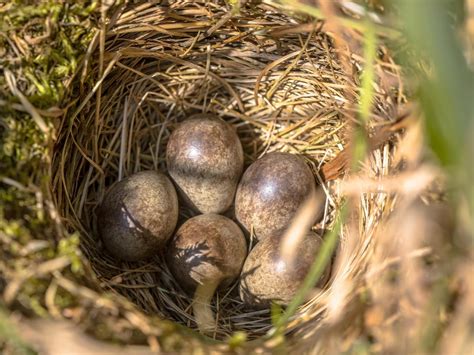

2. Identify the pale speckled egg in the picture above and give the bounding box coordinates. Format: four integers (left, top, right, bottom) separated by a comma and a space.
235, 152, 316, 241
166, 214, 247, 293
166, 114, 244, 214
97, 170, 178, 262
239, 231, 330, 308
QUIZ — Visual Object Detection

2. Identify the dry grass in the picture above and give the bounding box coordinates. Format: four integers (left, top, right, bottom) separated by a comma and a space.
2, 0, 470, 353
50, 0, 405, 342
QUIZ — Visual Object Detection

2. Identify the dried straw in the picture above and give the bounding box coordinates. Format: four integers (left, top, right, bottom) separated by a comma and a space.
50, 0, 405, 341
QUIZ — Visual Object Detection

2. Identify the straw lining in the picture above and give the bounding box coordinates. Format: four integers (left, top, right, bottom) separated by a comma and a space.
50, 0, 403, 340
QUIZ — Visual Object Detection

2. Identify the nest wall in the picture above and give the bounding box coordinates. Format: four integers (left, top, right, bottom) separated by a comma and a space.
50, 0, 403, 344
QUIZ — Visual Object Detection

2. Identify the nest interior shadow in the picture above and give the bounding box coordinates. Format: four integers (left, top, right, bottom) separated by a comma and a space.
50, 0, 403, 341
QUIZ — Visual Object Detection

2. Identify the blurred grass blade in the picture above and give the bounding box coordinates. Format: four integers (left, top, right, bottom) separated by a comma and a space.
280, 189, 325, 266
278, 0, 400, 38
400, 0, 474, 168
360, 19, 376, 124
271, 5, 377, 336
271, 203, 347, 335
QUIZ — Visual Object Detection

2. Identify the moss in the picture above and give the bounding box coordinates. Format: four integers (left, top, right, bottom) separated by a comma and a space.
0, 3, 201, 350
1, 1, 98, 106
1, 0, 472, 353
0, 0, 99, 348
0, 0, 98, 241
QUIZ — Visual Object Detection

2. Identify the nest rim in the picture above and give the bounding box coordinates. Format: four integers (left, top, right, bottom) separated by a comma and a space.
50, 0, 404, 343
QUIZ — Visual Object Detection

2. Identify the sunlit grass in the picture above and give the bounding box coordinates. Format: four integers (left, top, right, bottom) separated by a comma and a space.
270, 8, 379, 337
271, 203, 348, 335
0, 0, 472, 353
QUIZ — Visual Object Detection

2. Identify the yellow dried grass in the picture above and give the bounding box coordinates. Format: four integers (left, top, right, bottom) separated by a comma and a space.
50, 0, 410, 344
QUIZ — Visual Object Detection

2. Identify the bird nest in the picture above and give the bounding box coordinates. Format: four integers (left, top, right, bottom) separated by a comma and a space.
50, 0, 406, 347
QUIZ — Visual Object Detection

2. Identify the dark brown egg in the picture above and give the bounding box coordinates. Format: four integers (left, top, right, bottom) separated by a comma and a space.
167, 214, 247, 293
235, 152, 316, 241
239, 232, 330, 308
97, 171, 178, 262
166, 114, 244, 214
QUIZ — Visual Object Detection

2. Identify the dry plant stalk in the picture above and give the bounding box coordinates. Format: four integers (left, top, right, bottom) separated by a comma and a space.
49, 0, 409, 344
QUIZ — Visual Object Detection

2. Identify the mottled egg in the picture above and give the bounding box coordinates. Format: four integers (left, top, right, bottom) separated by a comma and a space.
239, 231, 330, 308
235, 152, 316, 241
166, 114, 244, 214
97, 171, 178, 262
166, 214, 247, 293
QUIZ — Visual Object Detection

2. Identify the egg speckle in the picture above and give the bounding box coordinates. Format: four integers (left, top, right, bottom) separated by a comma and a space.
97, 171, 178, 262
167, 214, 247, 293
239, 231, 330, 308
235, 152, 316, 241
166, 114, 244, 214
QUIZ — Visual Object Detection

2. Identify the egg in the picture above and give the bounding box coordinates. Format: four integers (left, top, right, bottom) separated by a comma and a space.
235, 152, 316, 241
166, 213, 247, 293
166, 114, 244, 214
97, 170, 178, 262
239, 231, 330, 308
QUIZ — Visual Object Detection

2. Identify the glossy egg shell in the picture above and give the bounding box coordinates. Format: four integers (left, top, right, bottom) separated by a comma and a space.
166, 114, 244, 214
239, 231, 330, 308
235, 152, 316, 241
97, 170, 178, 262
167, 214, 247, 293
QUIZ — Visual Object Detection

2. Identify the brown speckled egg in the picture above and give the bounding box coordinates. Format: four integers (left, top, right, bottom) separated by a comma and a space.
167, 214, 247, 293
235, 152, 315, 241
97, 171, 178, 262
166, 114, 244, 214
239, 231, 330, 308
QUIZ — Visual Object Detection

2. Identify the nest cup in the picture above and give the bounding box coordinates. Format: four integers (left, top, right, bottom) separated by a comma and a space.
51, 0, 402, 345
